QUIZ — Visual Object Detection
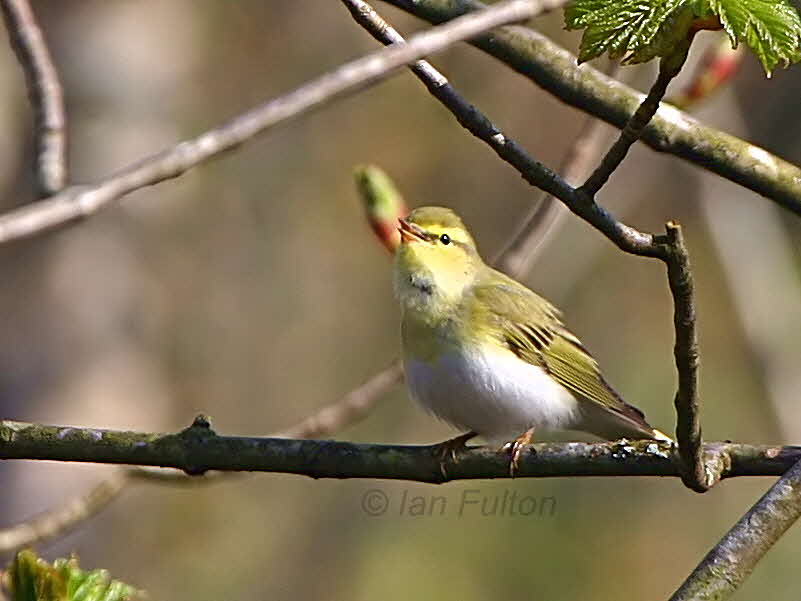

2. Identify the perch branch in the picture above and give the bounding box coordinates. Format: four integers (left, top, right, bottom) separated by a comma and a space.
1, 419, 798, 484
0, 0, 67, 195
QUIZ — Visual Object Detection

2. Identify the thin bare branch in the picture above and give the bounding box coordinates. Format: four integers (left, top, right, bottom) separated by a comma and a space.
669, 458, 801, 601
0, 473, 125, 554
38, 363, 405, 486
274, 359, 403, 439
0, 0, 67, 195
1, 419, 798, 483
664, 222, 705, 491
0, 0, 551, 245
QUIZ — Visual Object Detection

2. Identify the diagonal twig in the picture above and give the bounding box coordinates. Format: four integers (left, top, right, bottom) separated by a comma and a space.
495, 63, 619, 274
346, 0, 622, 272
580, 53, 685, 198
669, 457, 801, 601
274, 359, 403, 439
0, 0, 67, 196
0, 0, 551, 245
0, 474, 125, 554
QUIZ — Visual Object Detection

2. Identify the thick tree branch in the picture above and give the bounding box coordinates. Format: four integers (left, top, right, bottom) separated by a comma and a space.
1, 0, 67, 196
382, 0, 801, 216
669, 458, 801, 601
0, 0, 551, 245
1, 419, 798, 483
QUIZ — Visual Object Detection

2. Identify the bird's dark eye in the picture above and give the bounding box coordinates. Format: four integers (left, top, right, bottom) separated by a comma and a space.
439, 234, 451, 245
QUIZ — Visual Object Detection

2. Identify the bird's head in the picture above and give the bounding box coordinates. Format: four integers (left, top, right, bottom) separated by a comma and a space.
394, 206, 482, 312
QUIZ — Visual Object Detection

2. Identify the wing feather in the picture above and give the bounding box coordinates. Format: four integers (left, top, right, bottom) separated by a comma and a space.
470, 269, 651, 430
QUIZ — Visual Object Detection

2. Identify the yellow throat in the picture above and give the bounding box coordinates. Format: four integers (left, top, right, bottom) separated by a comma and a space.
394, 206, 481, 317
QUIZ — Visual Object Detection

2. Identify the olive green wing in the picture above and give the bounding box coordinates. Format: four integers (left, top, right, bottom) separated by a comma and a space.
471, 270, 651, 430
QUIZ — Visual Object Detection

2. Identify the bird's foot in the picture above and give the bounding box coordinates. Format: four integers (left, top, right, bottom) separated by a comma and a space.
432, 431, 477, 478
501, 427, 535, 477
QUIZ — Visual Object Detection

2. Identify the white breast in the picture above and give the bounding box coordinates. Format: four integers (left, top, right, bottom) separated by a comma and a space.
404, 346, 578, 444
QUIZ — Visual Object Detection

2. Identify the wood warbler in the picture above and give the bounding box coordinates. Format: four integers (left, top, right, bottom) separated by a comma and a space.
394, 206, 670, 473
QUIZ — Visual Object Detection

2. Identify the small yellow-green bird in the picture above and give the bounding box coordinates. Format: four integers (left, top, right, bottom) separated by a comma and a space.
394, 206, 670, 472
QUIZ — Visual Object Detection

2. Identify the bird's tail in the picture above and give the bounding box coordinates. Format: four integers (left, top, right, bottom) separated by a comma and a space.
651, 428, 674, 443
575, 400, 674, 443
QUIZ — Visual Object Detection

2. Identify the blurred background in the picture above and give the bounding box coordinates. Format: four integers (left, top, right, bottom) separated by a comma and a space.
1, 2, 801, 599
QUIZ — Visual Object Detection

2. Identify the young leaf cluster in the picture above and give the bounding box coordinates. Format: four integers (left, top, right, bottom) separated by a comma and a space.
3, 550, 141, 601
565, 0, 801, 74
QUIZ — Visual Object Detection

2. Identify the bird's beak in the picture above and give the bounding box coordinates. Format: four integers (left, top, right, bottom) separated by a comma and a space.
398, 218, 426, 243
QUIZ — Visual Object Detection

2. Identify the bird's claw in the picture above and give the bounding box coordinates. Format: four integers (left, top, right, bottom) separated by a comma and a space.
432, 431, 477, 478
503, 427, 535, 477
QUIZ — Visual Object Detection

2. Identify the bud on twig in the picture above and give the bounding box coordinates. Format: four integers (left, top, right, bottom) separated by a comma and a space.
354, 165, 409, 253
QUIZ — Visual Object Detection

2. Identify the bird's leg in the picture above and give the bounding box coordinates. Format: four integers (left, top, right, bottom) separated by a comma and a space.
432, 431, 477, 478
502, 427, 536, 477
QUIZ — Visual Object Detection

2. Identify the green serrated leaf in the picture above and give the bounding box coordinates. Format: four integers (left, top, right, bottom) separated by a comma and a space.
628, 6, 697, 63
564, 0, 801, 73
565, 0, 692, 63
4, 550, 142, 601
709, 0, 801, 74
